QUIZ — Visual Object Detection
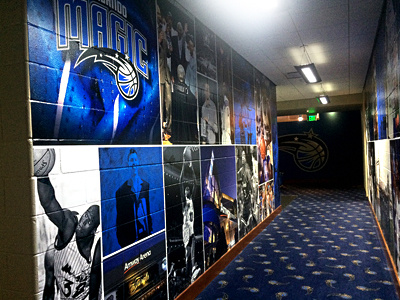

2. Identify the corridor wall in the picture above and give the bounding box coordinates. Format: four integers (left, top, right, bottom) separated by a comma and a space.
363, 0, 400, 280
0, 0, 278, 299
278, 110, 363, 187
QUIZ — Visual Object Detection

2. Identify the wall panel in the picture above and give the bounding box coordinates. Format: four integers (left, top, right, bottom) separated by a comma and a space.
27, 0, 278, 298
364, 0, 400, 280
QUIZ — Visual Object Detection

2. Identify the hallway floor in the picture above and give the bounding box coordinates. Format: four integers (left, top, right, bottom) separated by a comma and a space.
196, 187, 399, 299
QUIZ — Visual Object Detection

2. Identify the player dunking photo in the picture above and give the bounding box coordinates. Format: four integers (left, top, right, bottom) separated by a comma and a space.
163, 146, 203, 298
180, 147, 199, 280
34, 148, 102, 300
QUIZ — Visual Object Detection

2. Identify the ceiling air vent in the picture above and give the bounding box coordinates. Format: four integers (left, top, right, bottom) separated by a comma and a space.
285, 71, 302, 79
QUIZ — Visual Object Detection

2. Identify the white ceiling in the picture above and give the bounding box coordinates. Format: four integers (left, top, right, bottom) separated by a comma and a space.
174, 0, 384, 108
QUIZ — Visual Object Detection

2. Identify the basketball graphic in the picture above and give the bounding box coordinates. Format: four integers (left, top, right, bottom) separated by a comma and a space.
117, 66, 139, 100
75, 47, 140, 101
33, 148, 56, 176
297, 141, 327, 170
279, 129, 329, 172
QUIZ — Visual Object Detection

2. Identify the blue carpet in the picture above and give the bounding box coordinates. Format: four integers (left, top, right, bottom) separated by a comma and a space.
196, 187, 399, 300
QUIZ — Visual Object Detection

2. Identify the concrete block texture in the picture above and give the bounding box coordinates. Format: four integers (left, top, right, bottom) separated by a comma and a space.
4, 176, 35, 216
0, 0, 26, 28
0, 214, 35, 255
0, 253, 37, 298
0, 23, 28, 67
0, 140, 33, 179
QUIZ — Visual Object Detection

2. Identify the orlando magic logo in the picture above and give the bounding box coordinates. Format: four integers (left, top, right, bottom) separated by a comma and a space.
279, 129, 329, 172
75, 47, 139, 101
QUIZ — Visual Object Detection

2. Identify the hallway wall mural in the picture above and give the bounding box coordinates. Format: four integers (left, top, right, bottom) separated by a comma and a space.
28, 0, 278, 299
278, 129, 329, 173
364, 0, 400, 281
278, 111, 363, 186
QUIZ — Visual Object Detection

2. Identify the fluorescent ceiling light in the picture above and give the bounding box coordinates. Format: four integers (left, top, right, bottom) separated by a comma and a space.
295, 63, 322, 84
317, 95, 330, 105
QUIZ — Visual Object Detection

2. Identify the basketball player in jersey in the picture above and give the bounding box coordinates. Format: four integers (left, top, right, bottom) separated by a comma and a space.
37, 177, 101, 300
179, 146, 200, 282
182, 186, 195, 276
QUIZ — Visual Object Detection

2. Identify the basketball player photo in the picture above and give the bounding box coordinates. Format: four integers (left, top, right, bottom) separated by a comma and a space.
163, 146, 204, 299
201, 146, 238, 269
236, 146, 259, 238
217, 36, 235, 145
33, 146, 102, 300
233, 52, 256, 145
98, 147, 165, 257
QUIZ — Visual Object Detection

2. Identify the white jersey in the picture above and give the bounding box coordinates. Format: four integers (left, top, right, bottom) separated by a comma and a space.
53, 234, 97, 300
221, 98, 231, 144
182, 198, 194, 247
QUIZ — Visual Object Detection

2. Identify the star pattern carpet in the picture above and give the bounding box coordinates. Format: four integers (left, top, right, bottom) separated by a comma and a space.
196, 187, 399, 300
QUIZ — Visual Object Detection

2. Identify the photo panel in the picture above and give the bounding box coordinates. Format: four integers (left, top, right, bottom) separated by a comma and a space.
390, 139, 400, 275
103, 232, 167, 299
201, 146, 238, 269
398, 16, 400, 97
236, 145, 259, 239
385, 0, 399, 100
99, 147, 165, 257
195, 20, 217, 80
375, 139, 395, 257
259, 181, 275, 221
198, 74, 219, 144
387, 89, 395, 139
163, 146, 204, 298
387, 87, 400, 138
157, 0, 198, 145
376, 27, 388, 140
33, 146, 102, 299
376, 97, 388, 140
394, 0, 400, 37
367, 142, 377, 207
255, 71, 274, 184
29, 0, 161, 145
217, 37, 234, 145
232, 51, 256, 145
365, 60, 377, 141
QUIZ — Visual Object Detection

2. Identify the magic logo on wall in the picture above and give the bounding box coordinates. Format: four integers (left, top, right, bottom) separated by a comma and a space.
28, 0, 160, 145
279, 129, 329, 172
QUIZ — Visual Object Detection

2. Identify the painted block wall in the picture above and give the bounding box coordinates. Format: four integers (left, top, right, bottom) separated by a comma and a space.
0, 0, 38, 299
0, 0, 278, 299
364, 0, 400, 281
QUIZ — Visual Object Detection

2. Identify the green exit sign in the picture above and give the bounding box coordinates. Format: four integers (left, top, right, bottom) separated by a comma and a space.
308, 115, 317, 121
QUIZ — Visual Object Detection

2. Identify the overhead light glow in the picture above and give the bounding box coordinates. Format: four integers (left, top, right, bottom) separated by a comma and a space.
233, 0, 278, 9
217, 0, 279, 16
265, 0, 278, 9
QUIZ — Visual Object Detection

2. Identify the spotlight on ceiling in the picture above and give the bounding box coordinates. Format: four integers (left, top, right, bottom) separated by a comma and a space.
317, 95, 330, 105
295, 63, 322, 84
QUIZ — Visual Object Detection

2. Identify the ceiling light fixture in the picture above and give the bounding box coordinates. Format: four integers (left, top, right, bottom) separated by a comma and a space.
295, 63, 322, 84
317, 95, 330, 105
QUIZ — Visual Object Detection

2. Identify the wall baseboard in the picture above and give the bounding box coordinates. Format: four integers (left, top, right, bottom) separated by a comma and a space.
176, 206, 282, 300
368, 201, 400, 297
